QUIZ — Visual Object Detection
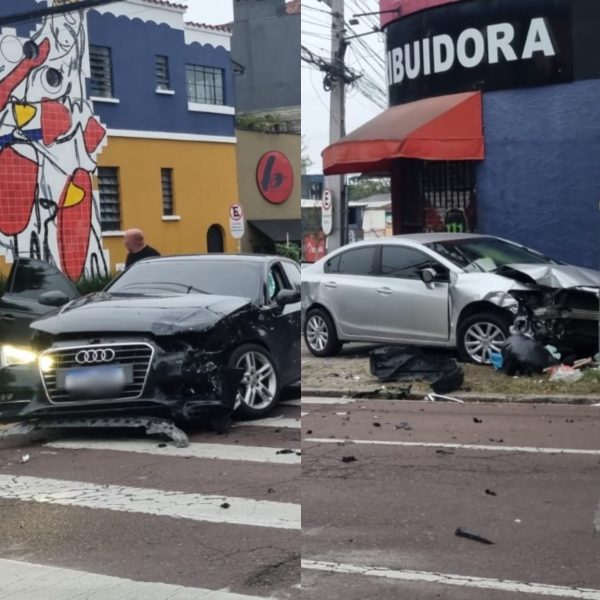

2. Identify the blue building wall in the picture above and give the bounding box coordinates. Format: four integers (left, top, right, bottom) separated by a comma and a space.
477, 80, 600, 269
86, 12, 235, 137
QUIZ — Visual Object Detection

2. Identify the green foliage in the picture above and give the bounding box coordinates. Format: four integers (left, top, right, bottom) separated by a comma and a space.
236, 113, 286, 133
76, 274, 113, 295
347, 176, 391, 201
275, 242, 301, 263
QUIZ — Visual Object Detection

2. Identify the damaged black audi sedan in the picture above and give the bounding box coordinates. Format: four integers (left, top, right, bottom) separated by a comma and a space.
0, 255, 300, 424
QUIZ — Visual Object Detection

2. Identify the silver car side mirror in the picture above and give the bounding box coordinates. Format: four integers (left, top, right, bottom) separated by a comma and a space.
420, 268, 436, 285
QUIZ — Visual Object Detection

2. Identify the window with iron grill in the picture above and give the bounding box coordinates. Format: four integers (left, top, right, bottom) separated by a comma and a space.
418, 161, 475, 212
98, 167, 121, 231
185, 65, 224, 105
155, 55, 171, 90
89, 46, 114, 97
161, 168, 174, 216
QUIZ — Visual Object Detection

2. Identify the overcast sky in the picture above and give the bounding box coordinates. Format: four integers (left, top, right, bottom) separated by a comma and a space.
184, 1, 233, 25
302, 0, 386, 173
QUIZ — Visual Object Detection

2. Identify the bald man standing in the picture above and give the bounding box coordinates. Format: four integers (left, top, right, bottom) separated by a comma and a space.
124, 228, 161, 268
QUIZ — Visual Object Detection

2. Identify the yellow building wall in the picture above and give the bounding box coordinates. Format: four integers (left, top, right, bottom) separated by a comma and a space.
99, 136, 240, 273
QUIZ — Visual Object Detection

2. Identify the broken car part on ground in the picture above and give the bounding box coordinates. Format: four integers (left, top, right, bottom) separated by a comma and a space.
0, 255, 301, 426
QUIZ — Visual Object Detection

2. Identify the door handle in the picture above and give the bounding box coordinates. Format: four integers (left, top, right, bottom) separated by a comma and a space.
376, 287, 392, 296
0, 314, 14, 322
323, 281, 337, 289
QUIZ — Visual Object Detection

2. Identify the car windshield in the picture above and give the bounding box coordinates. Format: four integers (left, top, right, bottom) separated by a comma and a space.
106, 260, 261, 300
425, 237, 554, 273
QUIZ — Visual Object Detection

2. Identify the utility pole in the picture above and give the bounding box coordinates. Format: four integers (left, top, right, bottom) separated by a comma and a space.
324, 0, 346, 251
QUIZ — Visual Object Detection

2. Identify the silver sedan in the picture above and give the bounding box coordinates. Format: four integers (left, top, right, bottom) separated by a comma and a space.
302, 233, 599, 364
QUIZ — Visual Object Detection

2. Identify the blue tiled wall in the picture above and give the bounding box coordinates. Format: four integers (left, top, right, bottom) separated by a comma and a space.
478, 80, 600, 269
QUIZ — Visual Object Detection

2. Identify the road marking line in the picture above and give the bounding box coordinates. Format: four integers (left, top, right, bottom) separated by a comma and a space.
280, 398, 301, 407
0, 475, 300, 530
302, 560, 600, 599
306, 438, 600, 456
0, 557, 268, 599
302, 396, 365, 405
236, 417, 300, 429
46, 440, 301, 465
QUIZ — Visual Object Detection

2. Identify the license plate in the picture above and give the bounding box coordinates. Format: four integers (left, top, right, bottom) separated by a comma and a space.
61, 365, 130, 397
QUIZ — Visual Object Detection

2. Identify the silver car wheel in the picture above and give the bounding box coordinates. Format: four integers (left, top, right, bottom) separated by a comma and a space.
464, 322, 506, 364
306, 314, 329, 352
234, 350, 277, 411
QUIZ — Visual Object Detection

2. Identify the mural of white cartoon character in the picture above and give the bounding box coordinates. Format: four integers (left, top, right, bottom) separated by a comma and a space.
0, 3, 109, 281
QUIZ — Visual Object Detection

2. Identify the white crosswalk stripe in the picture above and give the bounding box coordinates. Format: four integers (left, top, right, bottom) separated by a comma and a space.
0, 475, 300, 530
0, 558, 268, 600
46, 439, 301, 464
235, 416, 301, 429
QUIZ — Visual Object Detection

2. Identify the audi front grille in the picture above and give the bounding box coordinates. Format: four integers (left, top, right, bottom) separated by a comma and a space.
40, 342, 154, 403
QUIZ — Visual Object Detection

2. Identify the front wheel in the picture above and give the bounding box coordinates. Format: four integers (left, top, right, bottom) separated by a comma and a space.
228, 344, 280, 419
457, 311, 511, 364
304, 308, 343, 357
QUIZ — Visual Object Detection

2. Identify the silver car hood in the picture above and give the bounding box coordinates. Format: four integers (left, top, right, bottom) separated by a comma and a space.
498, 263, 599, 290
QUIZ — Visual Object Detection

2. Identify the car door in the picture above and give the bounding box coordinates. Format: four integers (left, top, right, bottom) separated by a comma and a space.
319, 246, 379, 339
375, 245, 450, 342
0, 258, 80, 344
263, 259, 301, 384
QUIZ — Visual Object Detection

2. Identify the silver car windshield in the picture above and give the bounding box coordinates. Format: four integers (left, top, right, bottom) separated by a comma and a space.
425, 237, 554, 273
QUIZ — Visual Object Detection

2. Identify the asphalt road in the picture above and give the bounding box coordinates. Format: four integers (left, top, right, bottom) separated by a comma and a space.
302, 396, 600, 600
0, 392, 301, 600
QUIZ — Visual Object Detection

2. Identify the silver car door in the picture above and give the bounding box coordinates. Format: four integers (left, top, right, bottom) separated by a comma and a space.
376, 245, 450, 342
321, 246, 379, 339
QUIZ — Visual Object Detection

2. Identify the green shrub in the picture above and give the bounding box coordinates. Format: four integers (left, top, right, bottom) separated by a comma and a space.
275, 242, 301, 263
76, 274, 113, 295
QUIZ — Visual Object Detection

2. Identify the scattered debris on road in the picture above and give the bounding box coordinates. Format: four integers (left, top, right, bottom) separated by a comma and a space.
485, 489, 497, 496
341, 456, 357, 463
455, 527, 494, 545
473, 417, 483, 424
20, 454, 30, 464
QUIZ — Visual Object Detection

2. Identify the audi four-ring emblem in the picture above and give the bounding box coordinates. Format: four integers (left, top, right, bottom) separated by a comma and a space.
75, 348, 116, 364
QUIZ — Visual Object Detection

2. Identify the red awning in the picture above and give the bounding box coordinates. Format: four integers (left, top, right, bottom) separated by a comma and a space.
322, 91, 484, 175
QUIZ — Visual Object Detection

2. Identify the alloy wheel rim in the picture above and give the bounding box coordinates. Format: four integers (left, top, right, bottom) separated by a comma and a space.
234, 351, 277, 411
306, 315, 329, 352
464, 322, 506, 364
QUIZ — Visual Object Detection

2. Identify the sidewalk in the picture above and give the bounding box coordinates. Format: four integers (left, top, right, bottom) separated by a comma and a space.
301, 342, 600, 405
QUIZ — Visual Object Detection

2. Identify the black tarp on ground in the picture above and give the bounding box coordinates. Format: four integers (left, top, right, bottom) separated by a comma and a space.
370, 346, 464, 394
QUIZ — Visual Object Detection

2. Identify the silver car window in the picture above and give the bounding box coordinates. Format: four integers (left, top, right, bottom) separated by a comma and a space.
381, 246, 442, 279
337, 247, 377, 276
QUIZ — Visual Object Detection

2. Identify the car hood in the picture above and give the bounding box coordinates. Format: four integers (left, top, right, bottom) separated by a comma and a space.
32, 292, 253, 336
497, 263, 600, 290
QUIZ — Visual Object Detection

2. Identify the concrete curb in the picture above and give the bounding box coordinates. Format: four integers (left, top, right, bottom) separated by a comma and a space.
301, 388, 600, 405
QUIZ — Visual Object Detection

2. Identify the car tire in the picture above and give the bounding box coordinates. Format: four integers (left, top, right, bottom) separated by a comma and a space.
457, 311, 512, 364
304, 308, 343, 357
229, 344, 280, 419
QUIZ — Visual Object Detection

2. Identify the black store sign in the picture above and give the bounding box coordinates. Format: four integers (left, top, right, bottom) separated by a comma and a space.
386, 0, 578, 105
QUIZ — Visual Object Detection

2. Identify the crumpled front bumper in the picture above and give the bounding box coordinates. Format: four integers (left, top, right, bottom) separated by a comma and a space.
0, 348, 243, 423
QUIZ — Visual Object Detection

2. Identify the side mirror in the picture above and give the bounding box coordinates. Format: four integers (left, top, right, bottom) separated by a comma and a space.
420, 268, 436, 285
38, 290, 71, 307
275, 289, 301, 307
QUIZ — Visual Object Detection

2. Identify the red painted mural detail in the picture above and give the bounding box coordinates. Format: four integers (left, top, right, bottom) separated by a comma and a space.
0, 148, 38, 236
0, 10, 109, 279
83, 117, 107, 154
57, 169, 93, 281
379, 0, 461, 27
256, 151, 294, 204
303, 232, 327, 263
41, 99, 73, 145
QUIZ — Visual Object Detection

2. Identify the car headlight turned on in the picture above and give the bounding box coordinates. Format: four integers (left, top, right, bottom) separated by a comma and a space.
0, 345, 38, 367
